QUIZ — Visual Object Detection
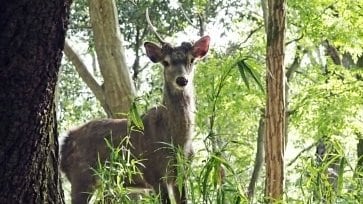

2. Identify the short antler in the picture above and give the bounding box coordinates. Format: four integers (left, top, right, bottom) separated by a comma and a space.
146, 8, 166, 45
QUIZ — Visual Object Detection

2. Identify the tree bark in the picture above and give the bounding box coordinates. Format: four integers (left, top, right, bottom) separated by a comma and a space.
0, 0, 71, 203
356, 136, 363, 178
247, 117, 265, 200
88, 0, 136, 118
264, 0, 286, 201
63, 40, 112, 116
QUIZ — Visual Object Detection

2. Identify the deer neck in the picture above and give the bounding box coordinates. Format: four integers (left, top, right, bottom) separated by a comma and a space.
162, 84, 195, 146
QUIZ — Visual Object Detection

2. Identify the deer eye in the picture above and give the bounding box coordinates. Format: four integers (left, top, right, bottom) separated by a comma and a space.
190, 58, 195, 64
161, 61, 170, 67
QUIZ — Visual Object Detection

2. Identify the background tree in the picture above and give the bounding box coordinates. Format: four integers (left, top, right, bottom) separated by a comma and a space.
264, 0, 286, 201
64, 0, 136, 118
62, 0, 248, 120
0, 0, 71, 203
59, 0, 363, 203
285, 0, 363, 202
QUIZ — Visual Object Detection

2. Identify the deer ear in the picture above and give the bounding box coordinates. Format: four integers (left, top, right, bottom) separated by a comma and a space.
192, 36, 210, 59
144, 42, 163, 63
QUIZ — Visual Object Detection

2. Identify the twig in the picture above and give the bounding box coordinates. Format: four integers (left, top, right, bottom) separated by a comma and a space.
63, 39, 110, 115
241, 25, 263, 44
286, 54, 301, 81
286, 34, 304, 46
287, 142, 317, 166
178, 3, 198, 30
323, 40, 342, 65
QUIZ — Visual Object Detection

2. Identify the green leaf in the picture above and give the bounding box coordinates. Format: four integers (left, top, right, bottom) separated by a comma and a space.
129, 101, 144, 130
336, 157, 346, 195
237, 60, 250, 89
236, 59, 264, 92
243, 60, 264, 92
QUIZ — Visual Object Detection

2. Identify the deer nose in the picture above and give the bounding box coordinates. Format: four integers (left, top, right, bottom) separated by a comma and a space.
176, 76, 188, 87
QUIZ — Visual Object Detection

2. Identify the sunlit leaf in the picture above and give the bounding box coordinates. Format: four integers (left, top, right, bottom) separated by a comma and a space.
129, 101, 144, 130
236, 59, 264, 92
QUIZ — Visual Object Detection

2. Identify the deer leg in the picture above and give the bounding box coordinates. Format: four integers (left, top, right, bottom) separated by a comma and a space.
70, 182, 93, 204
69, 169, 95, 204
170, 182, 187, 204
152, 182, 171, 204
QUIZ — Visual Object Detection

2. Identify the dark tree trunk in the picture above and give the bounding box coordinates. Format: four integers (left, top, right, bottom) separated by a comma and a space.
264, 0, 286, 201
0, 0, 71, 203
356, 137, 363, 178
247, 117, 265, 200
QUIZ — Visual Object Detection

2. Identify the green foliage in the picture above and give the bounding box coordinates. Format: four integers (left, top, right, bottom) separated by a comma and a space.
290, 64, 363, 140
59, 0, 363, 203
58, 59, 105, 132
285, 44, 363, 202
191, 51, 265, 203
91, 136, 152, 203
196, 152, 247, 204
135, 64, 164, 113
91, 137, 140, 203
292, 139, 363, 203
288, 0, 363, 59
129, 100, 144, 130
236, 58, 264, 92
195, 51, 265, 142
68, 0, 252, 56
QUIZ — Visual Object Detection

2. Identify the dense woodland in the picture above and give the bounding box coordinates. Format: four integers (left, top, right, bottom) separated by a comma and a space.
0, 0, 362, 203
56, 0, 363, 203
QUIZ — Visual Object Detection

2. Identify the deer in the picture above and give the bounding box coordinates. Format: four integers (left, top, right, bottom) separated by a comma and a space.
60, 9, 210, 204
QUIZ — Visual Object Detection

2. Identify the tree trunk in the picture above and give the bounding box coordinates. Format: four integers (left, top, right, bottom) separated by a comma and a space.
88, 0, 136, 118
356, 136, 363, 178
264, 0, 286, 201
0, 0, 71, 203
63, 41, 110, 115
247, 117, 265, 200
64, 0, 136, 118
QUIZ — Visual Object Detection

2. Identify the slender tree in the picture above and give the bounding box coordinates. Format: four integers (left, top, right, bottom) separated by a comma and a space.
63, 0, 246, 118
0, 0, 71, 203
64, 0, 136, 118
264, 0, 286, 201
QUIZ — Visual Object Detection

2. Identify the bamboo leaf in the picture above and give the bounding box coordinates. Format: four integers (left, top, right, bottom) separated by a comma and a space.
211, 154, 235, 174
129, 101, 144, 130
201, 160, 214, 202
236, 60, 250, 89
236, 59, 265, 92
240, 59, 265, 92
336, 157, 346, 194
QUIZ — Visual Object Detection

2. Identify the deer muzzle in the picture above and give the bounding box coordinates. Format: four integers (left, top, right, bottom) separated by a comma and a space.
176, 76, 188, 87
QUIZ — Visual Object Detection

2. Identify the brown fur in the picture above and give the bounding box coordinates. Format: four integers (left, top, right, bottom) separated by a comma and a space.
60, 36, 210, 204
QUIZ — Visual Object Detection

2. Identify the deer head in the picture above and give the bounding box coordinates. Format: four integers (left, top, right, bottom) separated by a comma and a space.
144, 36, 210, 92
144, 8, 210, 92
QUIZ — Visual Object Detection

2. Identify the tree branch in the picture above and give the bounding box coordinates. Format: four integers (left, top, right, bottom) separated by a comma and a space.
63, 39, 110, 115
286, 53, 301, 81
285, 34, 303, 46
287, 142, 317, 166
88, 0, 136, 117
178, 3, 198, 30
323, 40, 342, 65
261, 0, 268, 34
241, 25, 263, 45
197, 13, 205, 37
